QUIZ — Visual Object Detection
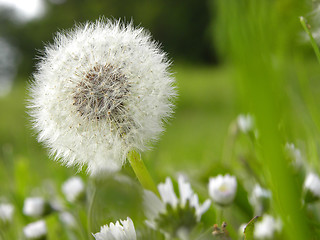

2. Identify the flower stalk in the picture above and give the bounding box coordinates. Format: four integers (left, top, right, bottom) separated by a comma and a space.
87, 181, 97, 240
300, 16, 320, 65
128, 150, 159, 197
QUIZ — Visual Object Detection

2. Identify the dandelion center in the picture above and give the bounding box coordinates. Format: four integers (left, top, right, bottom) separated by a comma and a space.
73, 64, 130, 124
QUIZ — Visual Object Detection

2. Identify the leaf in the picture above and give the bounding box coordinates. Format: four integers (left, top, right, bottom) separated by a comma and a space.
244, 216, 260, 240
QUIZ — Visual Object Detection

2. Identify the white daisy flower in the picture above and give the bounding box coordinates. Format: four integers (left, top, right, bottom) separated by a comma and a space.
143, 175, 211, 238
208, 174, 237, 206
23, 197, 47, 218
285, 143, 304, 169
61, 176, 85, 203
0, 203, 14, 223
93, 217, 136, 240
237, 114, 254, 133
28, 19, 176, 176
23, 220, 47, 240
254, 215, 282, 239
249, 184, 271, 215
304, 172, 320, 202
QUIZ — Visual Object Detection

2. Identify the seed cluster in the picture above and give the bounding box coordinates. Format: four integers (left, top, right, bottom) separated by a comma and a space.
73, 64, 131, 134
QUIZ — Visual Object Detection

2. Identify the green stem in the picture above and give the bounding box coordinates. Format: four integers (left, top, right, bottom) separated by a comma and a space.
221, 121, 237, 165
300, 16, 320, 65
87, 181, 97, 240
128, 150, 159, 197
216, 206, 224, 225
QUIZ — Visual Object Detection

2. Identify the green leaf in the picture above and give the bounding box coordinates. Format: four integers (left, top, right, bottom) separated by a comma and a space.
244, 216, 260, 240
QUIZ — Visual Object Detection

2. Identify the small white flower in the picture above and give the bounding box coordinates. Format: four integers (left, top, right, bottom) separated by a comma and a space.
28, 19, 176, 176
23, 220, 47, 239
304, 172, 320, 198
23, 197, 46, 217
237, 114, 254, 133
61, 176, 85, 203
93, 217, 136, 240
285, 143, 304, 168
144, 175, 211, 237
59, 212, 77, 228
249, 184, 271, 215
0, 203, 14, 223
208, 174, 237, 206
254, 215, 282, 239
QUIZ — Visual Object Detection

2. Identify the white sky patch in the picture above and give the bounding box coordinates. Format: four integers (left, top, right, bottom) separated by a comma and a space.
0, 0, 45, 22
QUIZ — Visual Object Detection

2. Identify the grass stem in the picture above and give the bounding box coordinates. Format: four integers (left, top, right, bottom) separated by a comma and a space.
300, 16, 320, 65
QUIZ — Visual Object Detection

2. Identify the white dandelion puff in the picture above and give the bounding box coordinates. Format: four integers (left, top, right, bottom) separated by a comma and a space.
23, 220, 47, 239
208, 174, 237, 206
93, 217, 136, 240
28, 19, 176, 176
61, 176, 85, 203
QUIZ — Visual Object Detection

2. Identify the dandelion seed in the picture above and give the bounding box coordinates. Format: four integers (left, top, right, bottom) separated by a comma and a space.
93, 217, 136, 240
61, 176, 85, 203
23, 220, 47, 240
208, 174, 237, 206
0, 203, 14, 223
143, 175, 211, 238
28, 19, 176, 176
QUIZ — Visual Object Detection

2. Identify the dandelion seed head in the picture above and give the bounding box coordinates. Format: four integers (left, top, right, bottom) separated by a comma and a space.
28, 19, 176, 176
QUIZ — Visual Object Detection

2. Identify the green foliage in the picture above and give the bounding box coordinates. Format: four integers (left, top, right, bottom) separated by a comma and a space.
243, 216, 260, 240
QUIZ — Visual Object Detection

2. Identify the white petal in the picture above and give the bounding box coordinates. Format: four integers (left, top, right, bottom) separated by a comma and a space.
158, 177, 178, 207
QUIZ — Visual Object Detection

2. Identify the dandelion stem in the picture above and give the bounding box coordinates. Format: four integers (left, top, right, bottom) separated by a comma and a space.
87, 181, 97, 240
300, 16, 320, 65
128, 150, 160, 197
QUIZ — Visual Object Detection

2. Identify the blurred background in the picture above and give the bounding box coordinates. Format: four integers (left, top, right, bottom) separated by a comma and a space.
1, 0, 320, 239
